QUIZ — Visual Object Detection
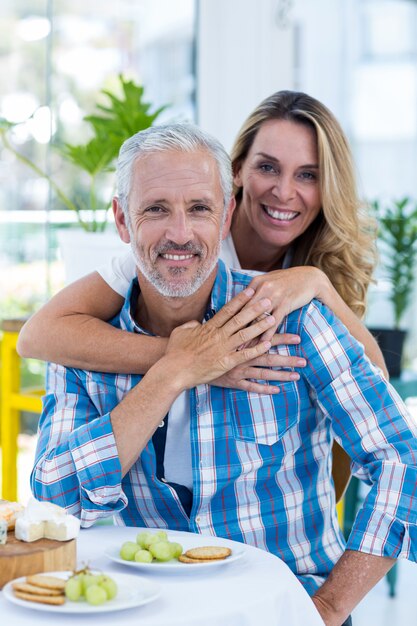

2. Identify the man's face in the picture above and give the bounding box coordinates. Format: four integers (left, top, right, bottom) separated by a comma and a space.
117, 149, 231, 297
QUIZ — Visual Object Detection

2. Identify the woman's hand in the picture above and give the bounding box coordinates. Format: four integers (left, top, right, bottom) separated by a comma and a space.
164, 288, 278, 390
213, 332, 305, 393
248, 266, 327, 342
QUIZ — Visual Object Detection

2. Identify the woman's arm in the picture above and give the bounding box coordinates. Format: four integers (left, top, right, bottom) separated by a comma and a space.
248, 266, 388, 378
17, 272, 167, 374
19, 264, 385, 383
17, 271, 303, 382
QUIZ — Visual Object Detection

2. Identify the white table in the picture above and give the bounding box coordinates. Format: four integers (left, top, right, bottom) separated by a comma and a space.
0, 526, 324, 626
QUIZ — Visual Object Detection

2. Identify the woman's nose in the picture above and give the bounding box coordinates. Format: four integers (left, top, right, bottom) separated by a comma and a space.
272, 175, 295, 202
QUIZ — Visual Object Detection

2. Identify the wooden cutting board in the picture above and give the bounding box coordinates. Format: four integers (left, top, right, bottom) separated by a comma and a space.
0, 530, 76, 589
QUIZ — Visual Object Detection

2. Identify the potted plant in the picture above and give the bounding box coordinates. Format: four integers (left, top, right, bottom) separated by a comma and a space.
0, 75, 167, 281
369, 197, 417, 377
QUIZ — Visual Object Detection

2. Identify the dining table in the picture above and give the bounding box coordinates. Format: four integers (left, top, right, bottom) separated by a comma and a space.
0, 524, 325, 626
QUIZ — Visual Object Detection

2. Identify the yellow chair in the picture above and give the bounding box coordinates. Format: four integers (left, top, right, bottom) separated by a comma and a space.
336, 497, 344, 526
0, 319, 44, 501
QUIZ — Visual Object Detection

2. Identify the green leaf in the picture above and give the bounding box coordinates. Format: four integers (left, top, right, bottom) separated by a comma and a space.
83, 75, 167, 145
372, 196, 417, 327
0, 75, 167, 232
59, 135, 117, 176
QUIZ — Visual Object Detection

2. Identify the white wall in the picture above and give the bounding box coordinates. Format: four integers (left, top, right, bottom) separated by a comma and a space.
196, 0, 295, 152
196, 0, 417, 364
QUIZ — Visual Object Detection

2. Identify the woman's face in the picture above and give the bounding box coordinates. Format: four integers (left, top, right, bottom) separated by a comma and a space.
234, 119, 322, 254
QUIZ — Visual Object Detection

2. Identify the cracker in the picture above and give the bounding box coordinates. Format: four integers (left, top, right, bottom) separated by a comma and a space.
25, 574, 66, 591
184, 546, 232, 560
13, 582, 64, 596
13, 590, 66, 605
178, 554, 224, 564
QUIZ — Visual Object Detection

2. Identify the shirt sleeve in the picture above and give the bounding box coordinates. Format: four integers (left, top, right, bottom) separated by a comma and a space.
31, 363, 127, 527
96, 250, 136, 297
291, 300, 417, 562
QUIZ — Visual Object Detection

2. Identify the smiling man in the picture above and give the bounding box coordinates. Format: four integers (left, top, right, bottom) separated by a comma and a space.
32, 123, 417, 626
118, 147, 226, 301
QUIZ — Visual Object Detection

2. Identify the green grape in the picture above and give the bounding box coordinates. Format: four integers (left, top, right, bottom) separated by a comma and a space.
149, 540, 174, 562
154, 530, 168, 542
65, 576, 83, 601
94, 574, 106, 584
134, 548, 153, 563
120, 540, 140, 561
85, 584, 107, 606
98, 575, 118, 600
147, 534, 161, 547
136, 531, 153, 549
76, 573, 85, 597
169, 541, 183, 559
82, 573, 98, 592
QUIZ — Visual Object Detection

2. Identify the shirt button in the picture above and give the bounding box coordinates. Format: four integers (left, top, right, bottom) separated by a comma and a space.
161, 477, 167, 483
158, 420, 165, 428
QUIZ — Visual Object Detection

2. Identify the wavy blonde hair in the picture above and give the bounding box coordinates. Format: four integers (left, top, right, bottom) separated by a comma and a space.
231, 91, 377, 318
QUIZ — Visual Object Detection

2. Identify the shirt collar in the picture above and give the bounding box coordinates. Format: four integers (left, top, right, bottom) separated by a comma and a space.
117, 278, 151, 334
206, 259, 232, 320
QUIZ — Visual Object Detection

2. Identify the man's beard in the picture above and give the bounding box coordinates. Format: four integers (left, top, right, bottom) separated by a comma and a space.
131, 237, 222, 298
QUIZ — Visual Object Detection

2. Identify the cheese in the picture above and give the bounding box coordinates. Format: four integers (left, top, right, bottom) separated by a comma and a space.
14, 498, 80, 542
0, 519, 7, 545
14, 519, 44, 542
0, 500, 25, 530
44, 516, 80, 541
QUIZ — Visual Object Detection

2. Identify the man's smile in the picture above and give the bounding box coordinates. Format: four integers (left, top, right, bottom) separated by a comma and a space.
160, 253, 196, 261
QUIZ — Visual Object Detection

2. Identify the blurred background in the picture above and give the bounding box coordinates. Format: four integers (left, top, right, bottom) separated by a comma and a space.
2, 0, 417, 354
1, 1, 417, 623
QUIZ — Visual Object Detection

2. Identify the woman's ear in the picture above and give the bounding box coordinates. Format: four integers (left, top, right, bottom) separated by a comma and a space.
113, 197, 131, 243
233, 162, 243, 188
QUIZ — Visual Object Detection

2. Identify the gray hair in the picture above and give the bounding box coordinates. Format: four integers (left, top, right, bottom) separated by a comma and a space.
116, 122, 233, 226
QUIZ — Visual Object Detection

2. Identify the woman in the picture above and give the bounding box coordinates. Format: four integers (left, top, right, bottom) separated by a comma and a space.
18, 91, 386, 503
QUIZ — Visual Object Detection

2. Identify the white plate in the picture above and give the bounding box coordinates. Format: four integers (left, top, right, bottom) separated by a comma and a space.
104, 536, 245, 572
3, 570, 161, 614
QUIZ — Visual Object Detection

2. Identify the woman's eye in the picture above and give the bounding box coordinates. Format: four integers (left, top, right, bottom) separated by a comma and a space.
259, 163, 276, 173
299, 171, 317, 181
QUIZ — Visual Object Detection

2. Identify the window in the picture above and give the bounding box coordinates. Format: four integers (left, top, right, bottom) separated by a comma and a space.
0, 0, 196, 318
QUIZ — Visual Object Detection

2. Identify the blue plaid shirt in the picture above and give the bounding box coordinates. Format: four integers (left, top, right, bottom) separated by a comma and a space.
32, 260, 417, 594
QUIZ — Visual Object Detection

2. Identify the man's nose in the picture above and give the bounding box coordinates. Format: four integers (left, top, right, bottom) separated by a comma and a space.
165, 211, 193, 243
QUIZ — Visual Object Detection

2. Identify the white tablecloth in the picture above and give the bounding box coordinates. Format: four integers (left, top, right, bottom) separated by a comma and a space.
0, 526, 324, 626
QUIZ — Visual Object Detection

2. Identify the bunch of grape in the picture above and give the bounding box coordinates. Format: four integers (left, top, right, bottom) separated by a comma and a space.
120, 530, 183, 563
65, 567, 118, 605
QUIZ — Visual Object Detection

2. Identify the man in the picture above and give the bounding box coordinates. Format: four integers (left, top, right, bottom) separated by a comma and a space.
32, 123, 417, 626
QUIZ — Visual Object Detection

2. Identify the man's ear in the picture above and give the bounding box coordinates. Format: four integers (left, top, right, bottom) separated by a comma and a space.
221, 196, 236, 239
113, 197, 131, 243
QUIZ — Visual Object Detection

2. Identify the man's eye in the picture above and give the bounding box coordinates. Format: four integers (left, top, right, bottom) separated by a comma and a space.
145, 206, 164, 213
191, 205, 210, 212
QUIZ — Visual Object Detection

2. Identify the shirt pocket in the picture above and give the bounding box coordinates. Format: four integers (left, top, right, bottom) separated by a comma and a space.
229, 382, 300, 446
